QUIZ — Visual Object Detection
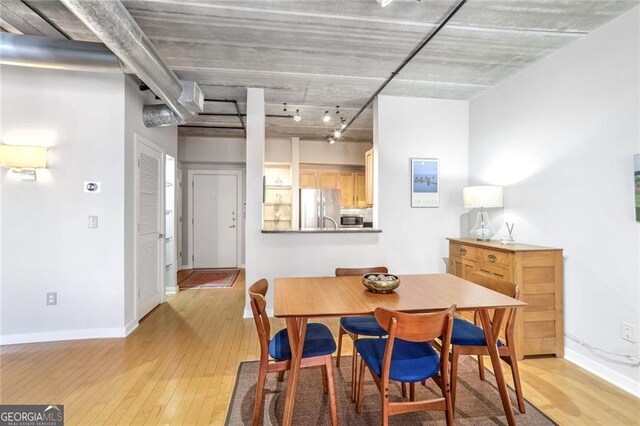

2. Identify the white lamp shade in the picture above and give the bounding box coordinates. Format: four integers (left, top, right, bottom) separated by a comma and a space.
0, 145, 47, 169
463, 185, 503, 208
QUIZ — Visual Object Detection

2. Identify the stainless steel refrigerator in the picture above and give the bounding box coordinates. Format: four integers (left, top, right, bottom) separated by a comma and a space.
299, 188, 341, 230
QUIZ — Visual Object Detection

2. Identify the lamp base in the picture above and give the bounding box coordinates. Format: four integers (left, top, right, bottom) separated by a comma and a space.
469, 210, 494, 241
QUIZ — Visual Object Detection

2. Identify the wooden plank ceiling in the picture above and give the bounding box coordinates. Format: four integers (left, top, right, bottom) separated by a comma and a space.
3, 0, 639, 141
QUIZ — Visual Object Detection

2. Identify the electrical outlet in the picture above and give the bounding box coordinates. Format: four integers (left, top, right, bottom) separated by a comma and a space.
88, 215, 99, 229
621, 322, 637, 343
47, 292, 57, 306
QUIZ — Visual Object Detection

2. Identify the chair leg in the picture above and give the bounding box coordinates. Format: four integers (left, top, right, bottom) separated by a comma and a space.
450, 346, 460, 413
252, 361, 268, 426
351, 333, 359, 402
401, 382, 407, 398
322, 364, 328, 394
409, 382, 416, 401
478, 354, 486, 380
508, 352, 526, 414
356, 358, 366, 414
381, 382, 389, 426
325, 356, 339, 426
336, 326, 345, 367
444, 375, 454, 426
277, 370, 285, 382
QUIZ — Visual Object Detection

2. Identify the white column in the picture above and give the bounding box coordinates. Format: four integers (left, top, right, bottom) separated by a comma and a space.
291, 137, 300, 230
244, 88, 265, 316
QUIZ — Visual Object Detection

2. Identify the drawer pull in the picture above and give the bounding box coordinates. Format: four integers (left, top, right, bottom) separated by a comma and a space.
460, 248, 467, 255
487, 254, 497, 263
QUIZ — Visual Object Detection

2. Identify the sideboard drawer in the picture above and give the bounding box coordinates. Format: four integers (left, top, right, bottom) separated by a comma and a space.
474, 262, 510, 281
450, 243, 477, 261
478, 248, 510, 266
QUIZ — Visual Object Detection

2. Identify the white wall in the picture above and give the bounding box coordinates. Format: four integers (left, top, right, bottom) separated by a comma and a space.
300, 139, 371, 166
0, 66, 127, 343
123, 77, 177, 326
179, 135, 245, 164
469, 7, 640, 394
245, 94, 468, 314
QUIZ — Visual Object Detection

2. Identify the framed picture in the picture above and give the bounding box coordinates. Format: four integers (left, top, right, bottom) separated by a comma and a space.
411, 158, 439, 208
635, 154, 639, 222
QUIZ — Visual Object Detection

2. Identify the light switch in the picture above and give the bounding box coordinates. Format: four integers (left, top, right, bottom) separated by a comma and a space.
88, 216, 99, 229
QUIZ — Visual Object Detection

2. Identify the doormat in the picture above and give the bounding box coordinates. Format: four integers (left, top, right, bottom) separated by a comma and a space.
178, 269, 239, 290
226, 355, 556, 425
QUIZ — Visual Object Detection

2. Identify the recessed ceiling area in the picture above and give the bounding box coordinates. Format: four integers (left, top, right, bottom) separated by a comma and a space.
3, 0, 639, 141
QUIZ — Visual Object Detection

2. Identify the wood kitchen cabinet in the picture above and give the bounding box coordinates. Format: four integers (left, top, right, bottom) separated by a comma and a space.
299, 171, 317, 188
365, 148, 373, 206
339, 173, 355, 207
355, 173, 367, 207
318, 172, 339, 189
447, 238, 564, 359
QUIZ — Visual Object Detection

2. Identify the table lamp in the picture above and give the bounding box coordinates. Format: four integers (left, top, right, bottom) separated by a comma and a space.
463, 185, 503, 241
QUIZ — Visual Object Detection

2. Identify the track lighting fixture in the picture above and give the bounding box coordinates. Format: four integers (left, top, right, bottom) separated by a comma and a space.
376, 0, 393, 7
335, 105, 340, 115
333, 130, 341, 139
328, 137, 336, 144
283, 102, 287, 112
293, 109, 301, 122
322, 111, 331, 123
340, 118, 347, 130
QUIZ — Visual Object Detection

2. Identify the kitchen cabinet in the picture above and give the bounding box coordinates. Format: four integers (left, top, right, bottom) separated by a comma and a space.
300, 171, 340, 189
365, 148, 373, 206
355, 173, 366, 207
447, 238, 564, 359
339, 173, 355, 207
300, 171, 316, 189
318, 172, 339, 189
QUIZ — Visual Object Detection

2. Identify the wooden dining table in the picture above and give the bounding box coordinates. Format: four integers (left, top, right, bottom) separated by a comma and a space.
274, 273, 527, 426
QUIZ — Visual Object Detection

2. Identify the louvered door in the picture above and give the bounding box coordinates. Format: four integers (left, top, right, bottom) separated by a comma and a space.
136, 139, 164, 320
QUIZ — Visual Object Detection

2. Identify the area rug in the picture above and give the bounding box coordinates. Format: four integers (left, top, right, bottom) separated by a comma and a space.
178, 269, 239, 289
226, 355, 555, 425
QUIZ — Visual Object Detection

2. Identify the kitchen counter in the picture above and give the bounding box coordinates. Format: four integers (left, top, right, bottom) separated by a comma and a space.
261, 228, 382, 234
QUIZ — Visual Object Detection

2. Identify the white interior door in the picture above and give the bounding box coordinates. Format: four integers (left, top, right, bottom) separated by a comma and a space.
177, 168, 183, 268
136, 139, 164, 320
192, 174, 238, 268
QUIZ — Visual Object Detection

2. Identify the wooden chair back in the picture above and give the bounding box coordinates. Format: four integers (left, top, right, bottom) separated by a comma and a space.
374, 306, 456, 385
248, 279, 271, 359
335, 266, 388, 276
469, 272, 519, 344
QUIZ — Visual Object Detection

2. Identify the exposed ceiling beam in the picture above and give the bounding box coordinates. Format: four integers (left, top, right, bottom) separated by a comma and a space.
0, 0, 66, 39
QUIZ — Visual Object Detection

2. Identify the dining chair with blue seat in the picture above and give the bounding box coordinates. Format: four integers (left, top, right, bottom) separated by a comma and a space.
335, 266, 389, 402
249, 279, 338, 426
449, 273, 525, 415
355, 305, 456, 426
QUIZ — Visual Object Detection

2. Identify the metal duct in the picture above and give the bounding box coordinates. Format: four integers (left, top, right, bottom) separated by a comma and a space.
0, 33, 128, 73
60, 0, 202, 127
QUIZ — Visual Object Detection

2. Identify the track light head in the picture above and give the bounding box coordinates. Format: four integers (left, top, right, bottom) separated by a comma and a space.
328, 137, 336, 144
333, 130, 341, 139
322, 111, 331, 123
293, 109, 301, 122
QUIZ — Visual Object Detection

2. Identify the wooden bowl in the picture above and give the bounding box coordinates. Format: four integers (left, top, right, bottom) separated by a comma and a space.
362, 273, 400, 294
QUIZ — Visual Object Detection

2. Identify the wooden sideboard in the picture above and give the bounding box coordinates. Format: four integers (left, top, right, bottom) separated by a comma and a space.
447, 238, 564, 359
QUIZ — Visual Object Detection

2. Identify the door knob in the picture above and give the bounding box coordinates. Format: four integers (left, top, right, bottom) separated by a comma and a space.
159, 233, 165, 239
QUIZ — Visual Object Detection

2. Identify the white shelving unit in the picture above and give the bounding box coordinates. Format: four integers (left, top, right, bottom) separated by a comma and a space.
263, 163, 292, 230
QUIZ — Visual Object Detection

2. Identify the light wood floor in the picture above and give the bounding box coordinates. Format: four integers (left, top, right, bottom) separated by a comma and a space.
1, 270, 637, 425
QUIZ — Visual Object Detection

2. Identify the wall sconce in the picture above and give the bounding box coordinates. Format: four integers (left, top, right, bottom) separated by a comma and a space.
463, 185, 503, 241
0, 144, 48, 180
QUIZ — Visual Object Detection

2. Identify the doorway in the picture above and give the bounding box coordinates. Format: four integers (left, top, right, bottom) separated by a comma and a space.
188, 170, 242, 268
134, 134, 165, 320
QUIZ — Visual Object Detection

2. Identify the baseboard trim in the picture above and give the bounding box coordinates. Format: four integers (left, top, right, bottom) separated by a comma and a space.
165, 286, 179, 295
125, 320, 139, 336
0, 327, 132, 346
565, 348, 640, 397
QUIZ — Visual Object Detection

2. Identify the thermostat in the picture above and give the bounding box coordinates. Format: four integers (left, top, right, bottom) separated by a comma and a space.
84, 181, 101, 193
